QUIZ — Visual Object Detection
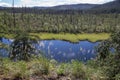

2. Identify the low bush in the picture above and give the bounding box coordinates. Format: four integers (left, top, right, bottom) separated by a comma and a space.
29, 57, 50, 76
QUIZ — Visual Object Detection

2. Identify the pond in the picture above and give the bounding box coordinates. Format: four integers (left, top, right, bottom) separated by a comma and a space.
0, 38, 99, 62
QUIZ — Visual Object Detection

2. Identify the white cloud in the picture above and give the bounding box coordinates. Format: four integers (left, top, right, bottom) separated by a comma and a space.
0, 0, 115, 7
19, 0, 114, 7
0, 2, 11, 7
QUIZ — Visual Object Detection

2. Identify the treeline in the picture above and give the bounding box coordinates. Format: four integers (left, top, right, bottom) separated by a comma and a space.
0, 7, 120, 14
0, 7, 84, 14
0, 12, 120, 33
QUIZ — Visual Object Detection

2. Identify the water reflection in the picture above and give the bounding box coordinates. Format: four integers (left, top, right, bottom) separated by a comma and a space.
36, 40, 99, 62
0, 38, 99, 62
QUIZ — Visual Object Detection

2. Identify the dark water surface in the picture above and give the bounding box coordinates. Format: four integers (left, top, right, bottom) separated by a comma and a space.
0, 38, 99, 62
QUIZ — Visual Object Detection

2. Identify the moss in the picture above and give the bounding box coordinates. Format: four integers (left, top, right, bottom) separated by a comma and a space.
1, 33, 110, 42
31, 33, 110, 42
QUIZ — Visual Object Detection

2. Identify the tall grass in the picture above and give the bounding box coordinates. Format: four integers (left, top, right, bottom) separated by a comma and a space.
0, 58, 107, 80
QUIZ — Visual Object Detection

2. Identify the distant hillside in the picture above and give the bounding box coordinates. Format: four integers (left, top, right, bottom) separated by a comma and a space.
91, 0, 120, 13
0, 0, 120, 14
48, 4, 98, 10
93, 0, 120, 9
33, 4, 98, 10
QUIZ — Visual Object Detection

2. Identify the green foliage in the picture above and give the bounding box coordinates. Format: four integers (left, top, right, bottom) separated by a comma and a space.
56, 63, 70, 76
8, 61, 29, 79
29, 57, 50, 75
115, 74, 120, 80
0, 12, 120, 34
9, 32, 39, 61
0, 58, 110, 80
96, 31, 120, 79
32, 33, 110, 42
111, 31, 120, 53
0, 11, 120, 80
0, 58, 5, 75
86, 60, 107, 80
0, 58, 29, 79
96, 40, 111, 60
0, 57, 50, 79
56, 60, 106, 79
100, 54, 120, 79
71, 61, 87, 79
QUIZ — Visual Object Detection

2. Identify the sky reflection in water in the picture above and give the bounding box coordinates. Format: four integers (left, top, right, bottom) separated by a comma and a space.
0, 38, 99, 62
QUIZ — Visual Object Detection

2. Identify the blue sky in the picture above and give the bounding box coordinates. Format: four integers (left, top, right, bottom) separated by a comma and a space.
0, 0, 114, 7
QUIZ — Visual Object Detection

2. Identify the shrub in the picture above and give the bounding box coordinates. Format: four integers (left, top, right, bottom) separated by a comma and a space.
101, 54, 120, 79
96, 31, 120, 79
29, 57, 50, 76
5, 61, 29, 79
56, 63, 70, 76
0, 58, 29, 79
71, 61, 87, 79
115, 74, 120, 80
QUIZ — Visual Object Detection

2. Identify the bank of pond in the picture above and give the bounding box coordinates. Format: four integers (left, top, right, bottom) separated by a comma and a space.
0, 33, 110, 42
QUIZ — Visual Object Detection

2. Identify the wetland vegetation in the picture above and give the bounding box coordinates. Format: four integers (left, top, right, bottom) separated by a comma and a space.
0, 0, 120, 80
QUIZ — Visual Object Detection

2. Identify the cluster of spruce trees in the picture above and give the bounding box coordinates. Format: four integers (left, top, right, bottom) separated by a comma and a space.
0, 11, 120, 33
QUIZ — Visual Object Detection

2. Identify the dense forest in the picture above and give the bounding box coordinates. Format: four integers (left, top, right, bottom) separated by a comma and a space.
0, 12, 120, 34
0, 0, 119, 34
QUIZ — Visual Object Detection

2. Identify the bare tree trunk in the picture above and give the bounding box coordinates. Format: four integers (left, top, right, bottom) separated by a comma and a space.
12, 0, 16, 27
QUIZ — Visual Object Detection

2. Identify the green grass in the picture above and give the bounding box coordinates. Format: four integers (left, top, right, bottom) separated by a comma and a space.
0, 58, 106, 80
30, 33, 110, 42
0, 33, 15, 38
1, 33, 110, 42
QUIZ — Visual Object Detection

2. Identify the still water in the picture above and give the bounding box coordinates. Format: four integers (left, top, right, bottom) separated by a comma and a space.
0, 38, 99, 62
